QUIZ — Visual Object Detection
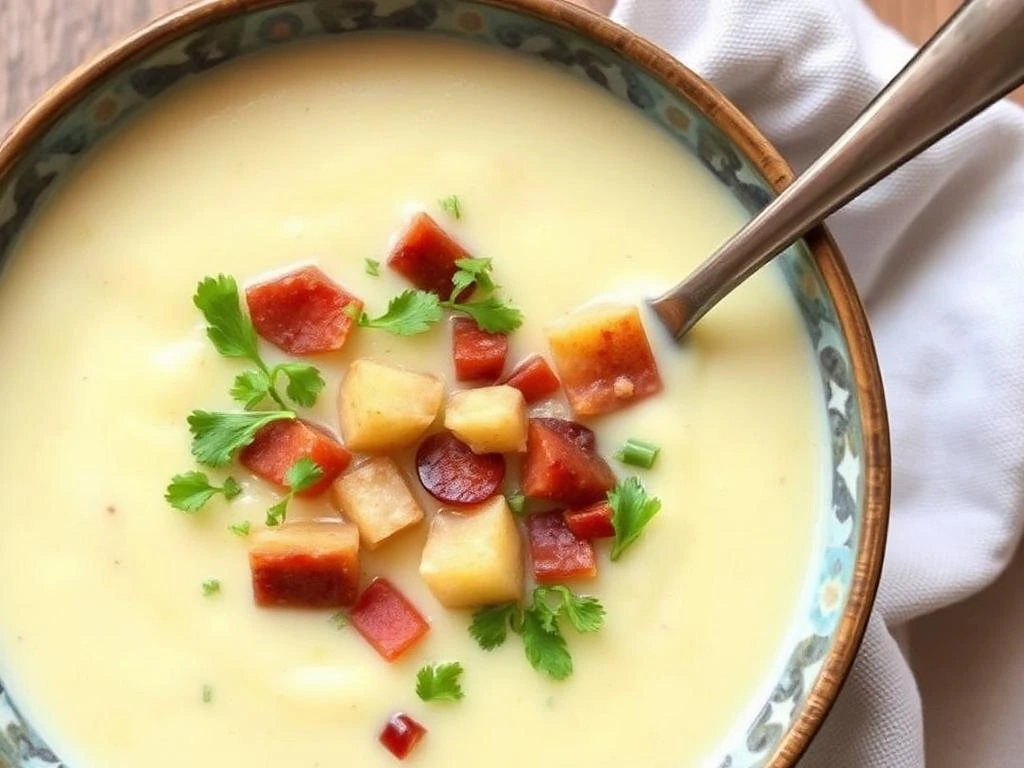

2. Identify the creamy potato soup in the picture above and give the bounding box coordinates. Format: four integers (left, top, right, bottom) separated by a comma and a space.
0, 35, 821, 768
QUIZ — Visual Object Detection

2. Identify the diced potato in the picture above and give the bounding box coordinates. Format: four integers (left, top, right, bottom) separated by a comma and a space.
546, 303, 662, 416
338, 360, 444, 452
443, 385, 527, 454
332, 457, 424, 549
419, 496, 523, 608
248, 521, 360, 608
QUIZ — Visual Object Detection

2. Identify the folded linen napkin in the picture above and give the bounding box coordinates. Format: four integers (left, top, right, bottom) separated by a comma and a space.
605, 0, 1024, 765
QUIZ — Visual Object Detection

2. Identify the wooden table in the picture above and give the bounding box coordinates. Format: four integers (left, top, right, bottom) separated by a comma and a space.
1, 0, 1020, 134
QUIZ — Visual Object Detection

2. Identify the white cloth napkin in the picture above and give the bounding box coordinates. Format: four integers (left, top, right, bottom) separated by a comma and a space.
606, 0, 1024, 765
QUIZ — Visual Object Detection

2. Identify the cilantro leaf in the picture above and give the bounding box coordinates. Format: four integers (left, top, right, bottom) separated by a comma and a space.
193, 275, 261, 362
469, 603, 519, 650
453, 257, 496, 294
285, 457, 325, 493
365, 258, 381, 276
165, 471, 242, 513
266, 458, 324, 527
201, 578, 221, 596
537, 586, 605, 634
439, 194, 463, 220
228, 520, 251, 537
230, 369, 273, 410
356, 290, 443, 336
608, 477, 662, 561
520, 607, 573, 681
276, 363, 325, 409
415, 662, 465, 703
194, 275, 324, 410
265, 498, 289, 528
188, 410, 295, 467
445, 297, 523, 334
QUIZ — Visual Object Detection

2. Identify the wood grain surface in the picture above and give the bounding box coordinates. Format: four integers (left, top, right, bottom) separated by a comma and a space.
1, 0, 1019, 134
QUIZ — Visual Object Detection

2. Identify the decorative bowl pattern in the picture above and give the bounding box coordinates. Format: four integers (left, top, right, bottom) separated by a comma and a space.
0, 2, 890, 767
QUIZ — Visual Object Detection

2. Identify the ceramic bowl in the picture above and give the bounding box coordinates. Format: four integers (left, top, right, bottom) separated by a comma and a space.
0, 1, 890, 766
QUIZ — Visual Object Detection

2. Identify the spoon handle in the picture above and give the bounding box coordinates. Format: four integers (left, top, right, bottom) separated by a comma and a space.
651, 0, 1024, 339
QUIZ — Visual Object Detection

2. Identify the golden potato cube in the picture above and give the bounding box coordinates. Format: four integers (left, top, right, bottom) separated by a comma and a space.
546, 303, 662, 416
332, 457, 425, 549
419, 496, 524, 608
444, 385, 528, 454
339, 359, 444, 452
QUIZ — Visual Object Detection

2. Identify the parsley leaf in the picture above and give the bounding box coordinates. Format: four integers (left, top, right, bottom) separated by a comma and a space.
276, 363, 325, 409
535, 586, 605, 634
439, 194, 463, 220
188, 410, 295, 467
165, 471, 242, 513
355, 290, 443, 336
365, 258, 381, 276
608, 477, 662, 561
451, 257, 496, 298
194, 275, 324, 410
266, 458, 324, 527
230, 369, 273, 410
201, 578, 221, 596
468, 588, 604, 681
469, 603, 519, 650
446, 296, 523, 334
520, 607, 573, 681
228, 521, 251, 537
194, 275, 261, 361
416, 662, 466, 703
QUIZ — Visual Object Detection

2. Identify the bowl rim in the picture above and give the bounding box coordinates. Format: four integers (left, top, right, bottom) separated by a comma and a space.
0, 1, 891, 766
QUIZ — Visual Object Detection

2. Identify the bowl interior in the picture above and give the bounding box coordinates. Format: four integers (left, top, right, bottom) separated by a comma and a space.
0, 2, 888, 767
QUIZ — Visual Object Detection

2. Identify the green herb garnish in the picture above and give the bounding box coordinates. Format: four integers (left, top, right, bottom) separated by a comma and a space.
506, 492, 526, 516
415, 662, 465, 703
469, 587, 605, 681
187, 409, 295, 468
615, 438, 661, 469
439, 194, 463, 220
202, 684, 213, 703
228, 521, 251, 537
330, 611, 348, 629
165, 472, 241, 513
194, 275, 324, 410
365, 258, 381, 277
607, 477, 661, 561
201, 578, 221, 597
266, 458, 324, 527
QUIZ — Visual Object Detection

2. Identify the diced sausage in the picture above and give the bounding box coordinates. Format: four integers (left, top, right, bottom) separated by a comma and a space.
416, 431, 505, 505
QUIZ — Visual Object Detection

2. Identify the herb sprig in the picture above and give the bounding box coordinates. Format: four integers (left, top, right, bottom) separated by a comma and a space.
415, 662, 465, 703
469, 586, 605, 681
194, 275, 325, 410
165, 471, 242, 513
353, 256, 522, 337
266, 458, 324, 527
608, 477, 662, 561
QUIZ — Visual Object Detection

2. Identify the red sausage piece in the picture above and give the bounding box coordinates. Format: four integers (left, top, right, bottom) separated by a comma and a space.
521, 418, 616, 507
504, 355, 561, 403
379, 713, 427, 761
528, 511, 597, 583
387, 212, 471, 299
245, 266, 363, 355
416, 431, 505, 505
452, 317, 508, 382
350, 578, 430, 662
239, 419, 351, 497
564, 500, 616, 539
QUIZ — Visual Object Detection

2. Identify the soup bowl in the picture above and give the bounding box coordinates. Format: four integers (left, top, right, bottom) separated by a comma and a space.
0, 1, 890, 766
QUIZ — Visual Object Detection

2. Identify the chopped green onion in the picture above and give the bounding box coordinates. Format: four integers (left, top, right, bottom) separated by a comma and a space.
506, 492, 526, 515
615, 438, 660, 469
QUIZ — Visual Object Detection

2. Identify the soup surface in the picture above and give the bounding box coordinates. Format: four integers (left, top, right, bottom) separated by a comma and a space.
0, 35, 821, 768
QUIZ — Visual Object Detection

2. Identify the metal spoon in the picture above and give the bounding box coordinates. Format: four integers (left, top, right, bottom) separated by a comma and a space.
650, 0, 1024, 339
